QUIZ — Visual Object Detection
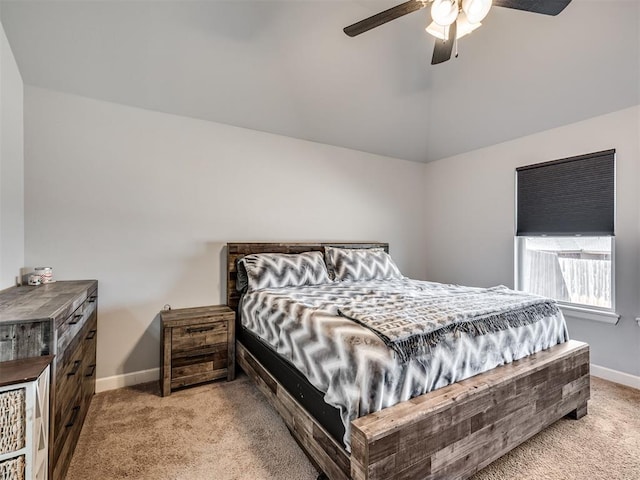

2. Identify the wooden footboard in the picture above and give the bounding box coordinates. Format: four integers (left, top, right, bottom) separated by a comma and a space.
237, 340, 589, 480
350, 340, 590, 480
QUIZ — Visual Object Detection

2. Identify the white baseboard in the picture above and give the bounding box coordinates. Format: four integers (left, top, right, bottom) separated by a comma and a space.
591, 364, 640, 390
96, 367, 159, 393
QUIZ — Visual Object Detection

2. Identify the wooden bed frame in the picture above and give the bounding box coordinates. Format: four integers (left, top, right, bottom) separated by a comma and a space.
227, 242, 590, 480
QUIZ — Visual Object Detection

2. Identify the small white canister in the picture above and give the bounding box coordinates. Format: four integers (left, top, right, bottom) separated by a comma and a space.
35, 267, 54, 284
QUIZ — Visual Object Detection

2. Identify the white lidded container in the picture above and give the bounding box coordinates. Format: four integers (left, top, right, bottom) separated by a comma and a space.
34, 267, 54, 284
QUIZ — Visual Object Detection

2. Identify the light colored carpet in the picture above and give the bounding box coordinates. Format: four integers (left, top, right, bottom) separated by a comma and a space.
66, 375, 640, 480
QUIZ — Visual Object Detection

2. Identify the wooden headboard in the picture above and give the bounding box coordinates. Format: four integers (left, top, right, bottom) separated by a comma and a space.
226, 242, 389, 312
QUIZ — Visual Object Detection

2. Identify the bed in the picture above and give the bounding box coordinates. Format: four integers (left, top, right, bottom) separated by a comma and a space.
227, 242, 590, 480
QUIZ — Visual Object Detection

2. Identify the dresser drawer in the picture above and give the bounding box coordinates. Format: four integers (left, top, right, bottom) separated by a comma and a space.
82, 317, 98, 402
52, 399, 85, 480
53, 363, 90, 477
55, 289, 97, 362
53, 402, 82, 455
171, 321, 227, 353
54, 352, 83, 435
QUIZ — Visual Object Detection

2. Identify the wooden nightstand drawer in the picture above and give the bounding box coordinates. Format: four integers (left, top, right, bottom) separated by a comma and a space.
160, 305, 235, 396
172, 322, 227, 353
172, 344, 227, 375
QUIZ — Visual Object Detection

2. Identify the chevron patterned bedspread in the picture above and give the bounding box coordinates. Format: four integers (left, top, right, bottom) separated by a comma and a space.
337, 286, 559, 363
240, 278, 569, 450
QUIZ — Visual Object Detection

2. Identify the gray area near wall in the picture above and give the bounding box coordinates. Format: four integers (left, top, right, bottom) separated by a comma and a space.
0, 18, 24, 289
23, 86, 428, 379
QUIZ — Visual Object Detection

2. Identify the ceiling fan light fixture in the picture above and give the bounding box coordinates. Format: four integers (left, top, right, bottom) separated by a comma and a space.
431, 0, 459, 27
426, 15, 480, 41
425, 22, 449, 41
461, 0, 492, 23
455, 12, 482, 37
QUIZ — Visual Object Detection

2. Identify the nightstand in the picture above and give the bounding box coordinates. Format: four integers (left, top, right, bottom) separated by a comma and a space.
160, 305, 235, 397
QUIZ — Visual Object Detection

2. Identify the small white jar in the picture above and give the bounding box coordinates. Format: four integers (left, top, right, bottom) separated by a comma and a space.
35, 267, 54, 284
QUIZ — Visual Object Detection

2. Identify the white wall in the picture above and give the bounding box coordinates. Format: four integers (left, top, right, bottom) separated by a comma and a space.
24, 86, 427, 381
0, 19, 24, 289
24, 85, 639, 385
423, 106, 640, 377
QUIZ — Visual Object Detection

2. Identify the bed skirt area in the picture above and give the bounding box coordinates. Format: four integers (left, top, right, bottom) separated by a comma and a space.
238, 326, 345, 444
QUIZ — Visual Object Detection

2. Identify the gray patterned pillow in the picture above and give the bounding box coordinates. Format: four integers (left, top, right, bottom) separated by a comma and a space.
324, 247, 402, 282
241, 251, 331, 291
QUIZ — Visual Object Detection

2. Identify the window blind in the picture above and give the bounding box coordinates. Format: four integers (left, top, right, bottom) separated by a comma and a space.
516, 149, 615, 236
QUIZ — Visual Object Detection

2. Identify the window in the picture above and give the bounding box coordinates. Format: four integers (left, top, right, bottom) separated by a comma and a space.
516, 236, 613, 309
515, 150, 615, 312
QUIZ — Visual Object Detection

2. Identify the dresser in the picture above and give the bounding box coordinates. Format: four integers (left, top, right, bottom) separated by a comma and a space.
0, 280, 98, 480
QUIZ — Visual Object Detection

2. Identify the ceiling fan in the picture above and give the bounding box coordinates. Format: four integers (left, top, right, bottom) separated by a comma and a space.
344, 0, 572, 65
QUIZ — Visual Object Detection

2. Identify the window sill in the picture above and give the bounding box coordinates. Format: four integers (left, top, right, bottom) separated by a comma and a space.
559, 304, 620, 325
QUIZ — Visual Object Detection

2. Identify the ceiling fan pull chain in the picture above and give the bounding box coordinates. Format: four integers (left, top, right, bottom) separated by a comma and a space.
454, 33, 459, 58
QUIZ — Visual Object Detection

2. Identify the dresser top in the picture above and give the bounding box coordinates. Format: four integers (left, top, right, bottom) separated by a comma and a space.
0, 355, 53, 387
0, 280, 98, 325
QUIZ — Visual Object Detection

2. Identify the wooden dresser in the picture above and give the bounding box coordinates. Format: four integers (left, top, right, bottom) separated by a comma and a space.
0, 280, 98, 480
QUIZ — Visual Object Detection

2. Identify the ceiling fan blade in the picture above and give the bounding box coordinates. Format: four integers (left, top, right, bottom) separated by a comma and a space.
344, 0, 427, 37
431, 21, 456, 65
493, 0, 572, 16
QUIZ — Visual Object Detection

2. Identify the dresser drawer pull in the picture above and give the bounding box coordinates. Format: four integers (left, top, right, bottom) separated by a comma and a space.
68, 314, 84, 325
186, 325, 217, 334
65, 406, 81, 428
86, 329, 97, 340
67, 360, 81, 377
85, 364, 96, 377
87, 295, 97, 303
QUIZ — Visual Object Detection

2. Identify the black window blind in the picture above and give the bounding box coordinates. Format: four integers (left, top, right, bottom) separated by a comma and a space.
516, 149, 615, 236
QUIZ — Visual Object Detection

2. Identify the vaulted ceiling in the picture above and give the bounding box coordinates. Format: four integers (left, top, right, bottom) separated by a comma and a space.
1, 0, 638, 162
